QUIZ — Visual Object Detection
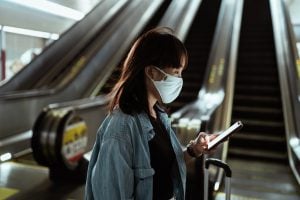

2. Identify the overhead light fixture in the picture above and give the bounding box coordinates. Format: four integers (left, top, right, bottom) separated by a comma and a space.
5, 0, 85, 21
3, 25, 59, 40
0, 152, 12, 162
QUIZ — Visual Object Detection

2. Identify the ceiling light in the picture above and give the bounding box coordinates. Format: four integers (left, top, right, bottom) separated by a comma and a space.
3, 26, 59, 40
0, 153, 12, 162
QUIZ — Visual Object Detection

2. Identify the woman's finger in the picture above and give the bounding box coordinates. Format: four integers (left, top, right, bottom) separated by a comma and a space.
209, 133, 219, 140
205, 135, 210, 143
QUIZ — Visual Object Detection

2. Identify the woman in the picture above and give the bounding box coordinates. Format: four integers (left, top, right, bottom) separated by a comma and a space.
85, 27, 217, 200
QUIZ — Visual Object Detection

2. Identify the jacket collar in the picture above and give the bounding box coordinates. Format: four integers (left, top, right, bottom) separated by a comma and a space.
135, 105, 170, 141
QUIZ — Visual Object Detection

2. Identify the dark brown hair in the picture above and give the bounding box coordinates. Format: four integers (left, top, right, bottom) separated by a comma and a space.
108, 27, 188, 115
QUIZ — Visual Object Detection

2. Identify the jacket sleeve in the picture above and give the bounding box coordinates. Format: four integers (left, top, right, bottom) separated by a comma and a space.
89, 135, 134, 200
85, 133, 100, 200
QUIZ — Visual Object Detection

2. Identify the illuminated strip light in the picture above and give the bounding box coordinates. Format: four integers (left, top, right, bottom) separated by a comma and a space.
5, 0, 85, 21
2, 26, 59, 40
0, 153, 12, 162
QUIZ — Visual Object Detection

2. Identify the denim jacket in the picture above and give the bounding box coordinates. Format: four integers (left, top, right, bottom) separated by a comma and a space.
85, 107, 186, 200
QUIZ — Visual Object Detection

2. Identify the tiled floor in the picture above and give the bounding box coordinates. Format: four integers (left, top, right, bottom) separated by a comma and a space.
0, 162, 85, 200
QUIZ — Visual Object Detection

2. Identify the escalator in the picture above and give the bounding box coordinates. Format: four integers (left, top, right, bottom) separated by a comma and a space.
225, 0, 300, 199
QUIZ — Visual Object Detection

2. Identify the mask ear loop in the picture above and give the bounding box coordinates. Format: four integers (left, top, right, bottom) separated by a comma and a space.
154, 66, 182, 79
153, 67, 168, 81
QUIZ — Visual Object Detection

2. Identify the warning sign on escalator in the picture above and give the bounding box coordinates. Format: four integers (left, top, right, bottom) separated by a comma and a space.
61, 120, 88, 165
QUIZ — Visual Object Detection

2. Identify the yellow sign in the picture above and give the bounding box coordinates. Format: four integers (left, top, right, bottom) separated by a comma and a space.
62, 121, 88, 163
209, 64, 217, 84
0, 187, 18, 200
208, 58, 225, 84
218, 58, 225, 76
71, 57, 86, 75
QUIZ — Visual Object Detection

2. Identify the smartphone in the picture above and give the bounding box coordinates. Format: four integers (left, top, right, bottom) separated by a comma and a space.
207, 121, 243, 150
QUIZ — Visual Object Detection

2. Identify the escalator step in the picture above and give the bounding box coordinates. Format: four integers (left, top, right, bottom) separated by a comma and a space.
233, 95, 281, 108
232, 118, 284, 134
232, 106, 283, 120
235, 85, 280, 96
230, 132, 286, 152
228, 147, 287, 162
237, 58, 277, 65
240, 41, 274, 46
232, 131, 285, 143
241, 39, 274, 44
235, 75, 278, 85
238, 50, 275, 57
236, 66, 277, 75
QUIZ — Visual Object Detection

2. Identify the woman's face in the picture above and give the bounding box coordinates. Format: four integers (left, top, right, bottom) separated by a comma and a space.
145, 55, 187, 104
145, 64, 186, 104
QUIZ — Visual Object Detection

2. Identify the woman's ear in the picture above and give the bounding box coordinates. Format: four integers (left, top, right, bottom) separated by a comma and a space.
145, 66, 154, 79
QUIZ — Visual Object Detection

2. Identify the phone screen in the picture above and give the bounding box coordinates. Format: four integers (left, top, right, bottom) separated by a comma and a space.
207, 121, 243, 150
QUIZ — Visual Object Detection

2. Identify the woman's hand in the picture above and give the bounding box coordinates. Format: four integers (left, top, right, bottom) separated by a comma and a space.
190, 132, 219, 156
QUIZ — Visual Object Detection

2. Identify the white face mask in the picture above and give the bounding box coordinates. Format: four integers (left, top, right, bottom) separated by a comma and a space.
149, 67, 183, 104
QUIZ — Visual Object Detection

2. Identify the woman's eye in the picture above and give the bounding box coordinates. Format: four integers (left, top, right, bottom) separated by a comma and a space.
175, 73, 182, 78
174, 70, 182, 77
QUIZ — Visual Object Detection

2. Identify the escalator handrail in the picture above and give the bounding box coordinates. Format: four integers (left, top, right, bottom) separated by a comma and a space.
204, 0, 244, 191
282, 0, 300, 101
0, 0, 124, 93
280, 0, 300, 134
269, 0, 300, 185
158, 0, 202, 41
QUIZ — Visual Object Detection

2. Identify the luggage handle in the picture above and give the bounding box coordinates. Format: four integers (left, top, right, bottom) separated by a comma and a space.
204, 158, 231, 200
205, 158, 232, 177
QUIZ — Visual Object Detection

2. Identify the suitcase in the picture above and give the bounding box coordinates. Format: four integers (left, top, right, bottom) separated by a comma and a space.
204, 158, 232, 200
